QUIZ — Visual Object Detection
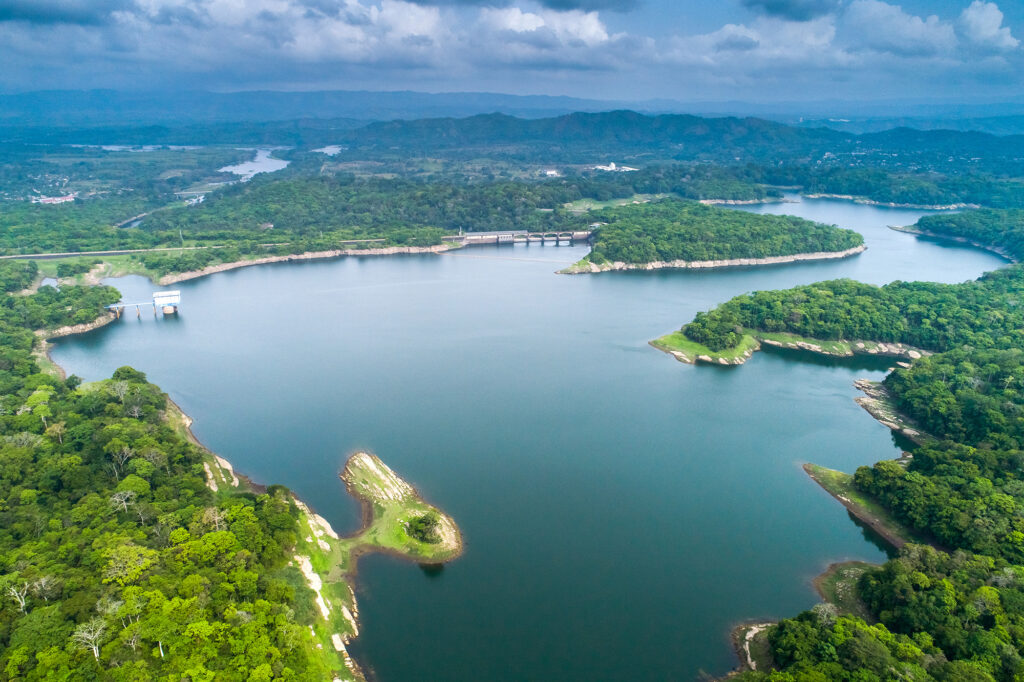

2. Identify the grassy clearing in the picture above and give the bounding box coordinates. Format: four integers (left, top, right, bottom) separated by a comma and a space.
804, 463, 930, 550
814, 562, 875, 621
651, 331, 760, 365
30, 254, 162, 283
563, 193, 668, 212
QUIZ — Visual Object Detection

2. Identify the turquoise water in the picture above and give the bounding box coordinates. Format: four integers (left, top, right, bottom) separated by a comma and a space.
52, 198, 1007, 681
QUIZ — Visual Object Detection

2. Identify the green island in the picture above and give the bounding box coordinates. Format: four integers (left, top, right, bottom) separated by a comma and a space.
657, 209, 1024, 681
559, 198, 864, 274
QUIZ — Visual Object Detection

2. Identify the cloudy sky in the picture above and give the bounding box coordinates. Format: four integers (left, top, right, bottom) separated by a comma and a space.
1, 0, 1021, 102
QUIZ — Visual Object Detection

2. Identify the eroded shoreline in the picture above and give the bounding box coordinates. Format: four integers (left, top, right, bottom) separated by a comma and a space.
43, 318, 461, 681
561, 244, 866, 274
158, 243, 456, 285
803, 194, 981, 211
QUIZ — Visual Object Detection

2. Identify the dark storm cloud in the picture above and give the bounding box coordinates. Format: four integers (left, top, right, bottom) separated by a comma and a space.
405, 0, 640, 11
0, 0, 134, 25
740, 0, 840, 21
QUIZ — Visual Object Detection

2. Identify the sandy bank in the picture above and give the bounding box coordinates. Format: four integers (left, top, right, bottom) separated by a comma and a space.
158, 244, 455, 285
698, 197, 787, 206
728, 622, 776, 676
562, 244, 865, 274
803, 194, 980, 210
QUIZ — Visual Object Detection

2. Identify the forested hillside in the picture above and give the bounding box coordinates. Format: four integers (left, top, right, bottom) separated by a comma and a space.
673, 212, 1024, 680
0, 261, 336, 679
585, 198, 861, 265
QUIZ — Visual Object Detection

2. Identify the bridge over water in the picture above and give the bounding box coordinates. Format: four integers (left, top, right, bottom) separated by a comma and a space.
443, 230, 592, 246
108, 290, 180, 318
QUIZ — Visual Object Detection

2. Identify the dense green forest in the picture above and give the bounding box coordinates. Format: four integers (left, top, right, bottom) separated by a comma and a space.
740, 546, 1024, 681
677, 210, 1024, 680
0, 161, 778, 259
585, 198, 861, 264
0, 262, 336, 678
914, 210, 1024, 260
682, 268, 1024, 353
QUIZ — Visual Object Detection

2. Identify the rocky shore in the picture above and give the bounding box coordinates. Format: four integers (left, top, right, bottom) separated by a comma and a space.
561, 244, 866, 274
803, 194, 980, 210
853, 378, 929, 445
158, 244, 455, 285
38, 311, 118, 340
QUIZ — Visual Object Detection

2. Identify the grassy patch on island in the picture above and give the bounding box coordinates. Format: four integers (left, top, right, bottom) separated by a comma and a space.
651, 330, 759, 364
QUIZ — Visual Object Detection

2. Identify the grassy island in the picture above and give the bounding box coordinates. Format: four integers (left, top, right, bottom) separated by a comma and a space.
562, 198, 864, 273
337, 451, 463, 569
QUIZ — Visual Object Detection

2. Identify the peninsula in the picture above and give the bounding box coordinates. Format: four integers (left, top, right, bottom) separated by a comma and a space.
662, 212, 1024, 680
560, 198, 864, 274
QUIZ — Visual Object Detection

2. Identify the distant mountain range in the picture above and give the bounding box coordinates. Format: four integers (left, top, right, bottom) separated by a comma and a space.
2, 104, 1023, 173
3, 89, 1024, 136
331, 111, 1024, 170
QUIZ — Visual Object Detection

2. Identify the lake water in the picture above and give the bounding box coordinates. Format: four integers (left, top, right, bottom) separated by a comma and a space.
51, 197, 1008, 681
218, 148, 290, 181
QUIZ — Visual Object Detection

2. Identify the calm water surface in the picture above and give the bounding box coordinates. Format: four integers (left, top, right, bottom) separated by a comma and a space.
218, 148, 290, 181
52, 198, 1008, 681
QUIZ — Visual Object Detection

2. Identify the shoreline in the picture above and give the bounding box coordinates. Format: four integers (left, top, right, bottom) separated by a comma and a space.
888, 224, 1018, 263
561, 244, 866, 274
728, 621, 776, 675
802, 194, 981, 211
698, 197, 789, 206
853, 378, 930, 445
37, 311, 118, 340
652, 330, 927, 367
157, 244, 455, 285
803, 463, 909, 550
40, 319, 462, 682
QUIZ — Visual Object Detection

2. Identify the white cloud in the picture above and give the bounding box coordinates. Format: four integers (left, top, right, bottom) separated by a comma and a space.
480, 7, 545, 33
479, 7, 609, 47
665, 16, 838, 70
958, 1, 1018, 52
841, 0, 956, 57
0, 0, 1021, 99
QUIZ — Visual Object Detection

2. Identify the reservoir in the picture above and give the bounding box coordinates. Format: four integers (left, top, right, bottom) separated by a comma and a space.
51, 198, 1007, 681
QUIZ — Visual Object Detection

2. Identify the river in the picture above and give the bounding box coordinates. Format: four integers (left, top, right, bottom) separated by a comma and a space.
51, 197, 1007, 681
